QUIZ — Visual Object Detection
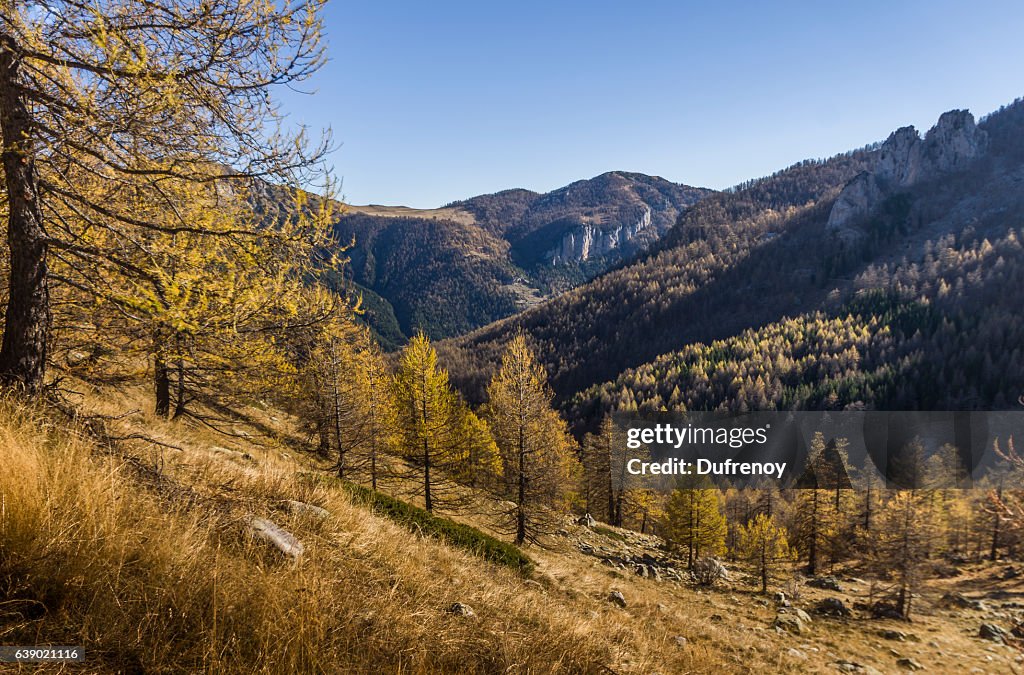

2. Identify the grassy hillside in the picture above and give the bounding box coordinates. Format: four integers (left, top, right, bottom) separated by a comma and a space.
3, 385, 1020, 674
0, 385, 723, 673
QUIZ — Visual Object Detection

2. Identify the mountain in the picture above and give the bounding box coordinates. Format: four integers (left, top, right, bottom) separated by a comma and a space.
439, 99, 1024, 418
333, 173, 711, 345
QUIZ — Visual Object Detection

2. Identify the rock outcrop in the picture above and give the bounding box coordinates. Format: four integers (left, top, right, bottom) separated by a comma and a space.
546, 205, 652, 264
827, 110, 988, 232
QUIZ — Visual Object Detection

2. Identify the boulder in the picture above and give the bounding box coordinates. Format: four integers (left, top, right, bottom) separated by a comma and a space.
284, 500, 330, 519
816, 597, 852, 617
690, 557, 729, 586
807, 575, 843, 591
773, 591, 789, 607
607, 590, 627, 607
896, 658, 924, 672
577, 513, 597, 527
979, 623, 1009, 644
940, 592, 987, 611
247, 516, 304, 560
773, 608, 810, 634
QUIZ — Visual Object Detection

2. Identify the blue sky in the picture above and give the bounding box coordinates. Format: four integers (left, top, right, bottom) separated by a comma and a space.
278, 1, 1024, 207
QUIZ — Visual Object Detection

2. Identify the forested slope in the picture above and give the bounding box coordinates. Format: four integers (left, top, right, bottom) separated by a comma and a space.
440, 100, 1024, 415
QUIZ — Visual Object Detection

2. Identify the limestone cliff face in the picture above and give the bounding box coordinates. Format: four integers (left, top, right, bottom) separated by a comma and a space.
828, 110, 988, 232
546, 205, 652, 264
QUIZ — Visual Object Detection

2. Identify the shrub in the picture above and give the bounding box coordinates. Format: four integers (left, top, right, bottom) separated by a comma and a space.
338, 481, 535, 575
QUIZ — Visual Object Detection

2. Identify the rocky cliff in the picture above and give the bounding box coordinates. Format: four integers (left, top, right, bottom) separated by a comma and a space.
546, 205, 653, 264
828, 110, 989, 232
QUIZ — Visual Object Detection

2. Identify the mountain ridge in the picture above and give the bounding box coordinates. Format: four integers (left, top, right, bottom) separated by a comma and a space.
438, 99, 1024, 419
332, 171, 711, 343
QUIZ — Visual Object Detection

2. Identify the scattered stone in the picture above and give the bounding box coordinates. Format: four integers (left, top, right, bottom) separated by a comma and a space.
690, 557, 729, 586
867, 602, 905, 620
1002, 566, 1020, 580
607, 590, 627, 607
897, 657, 923, 671
940, 592, 987, 611
672, 636, 687, 648
447, 602, 475, 617
710, 614, 725, 623
555, 528, 570, 537
816, 597, 852, 618
774, 612, 806, 634
880, 629, 907, 641
808, 575, 843, 591
773, 591, 789, 606
833, 662, 883, 675
793, 608, 813, 624
1012, 622, 1024, 639
284, 500, 330, 519
787, 648, 808, 659
932, 563, 962, 578
247, 516, 304, 559
978, 623, 1009, 644
577, 513, 597, 527
522, 579, 544, 592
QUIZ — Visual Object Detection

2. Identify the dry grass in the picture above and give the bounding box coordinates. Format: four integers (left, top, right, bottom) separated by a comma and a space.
4, 382, 1020, 674
0, 390, 703, 673
343, 204, 476, 225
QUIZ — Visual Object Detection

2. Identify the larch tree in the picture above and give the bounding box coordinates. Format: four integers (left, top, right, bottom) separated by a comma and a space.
392, 332, 463, 512
737, 512, 793, 594
581, 415, 637, 526
0, 0, 330, 394
663, 476, 727, 568
867, 490, 939, 619
484, 333, 578, 545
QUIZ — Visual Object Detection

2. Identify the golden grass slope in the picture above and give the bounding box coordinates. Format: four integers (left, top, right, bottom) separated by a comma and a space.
0, 389, 710, 673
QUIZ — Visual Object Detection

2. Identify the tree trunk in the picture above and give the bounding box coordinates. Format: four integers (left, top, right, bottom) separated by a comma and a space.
421, 370, 431, 512
154, 354, 170, 418
172, 357, 187, 419
516, 423, 526, 545
761, 546, 768, 593
0, 31, 49, 393
990, 485, 1002, 562
316, 413, 330, 457
807, 490, 819, 575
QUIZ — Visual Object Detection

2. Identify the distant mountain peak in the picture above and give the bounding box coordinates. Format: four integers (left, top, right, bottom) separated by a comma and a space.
828, 109, 989, 233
